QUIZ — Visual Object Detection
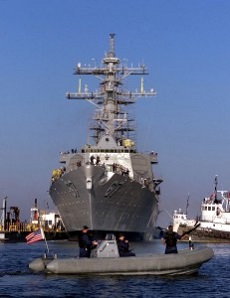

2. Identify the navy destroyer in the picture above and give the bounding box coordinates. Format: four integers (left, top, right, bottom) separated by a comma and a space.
49, 34, 162, 240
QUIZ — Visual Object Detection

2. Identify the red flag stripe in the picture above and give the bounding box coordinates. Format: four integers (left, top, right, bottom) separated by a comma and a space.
26, 228, 45, 244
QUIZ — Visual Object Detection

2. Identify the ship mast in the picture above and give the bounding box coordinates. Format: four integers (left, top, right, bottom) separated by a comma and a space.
66, 34, 156, 148
214, 175, 218, 204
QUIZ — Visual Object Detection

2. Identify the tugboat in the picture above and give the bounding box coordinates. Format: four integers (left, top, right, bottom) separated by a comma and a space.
173, 194, 197, 233
29, 198, 68, 240
196, 175, 230, 239
49, 34, 162, 241
173, 176, 230, 241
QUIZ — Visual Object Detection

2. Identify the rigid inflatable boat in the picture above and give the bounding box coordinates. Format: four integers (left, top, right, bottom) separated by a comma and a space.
29, 237, 214, 276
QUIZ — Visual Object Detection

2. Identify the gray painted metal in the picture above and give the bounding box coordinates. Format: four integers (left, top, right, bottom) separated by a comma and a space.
50, 166, 158, 234
29, 239, 214, 276
49, 34, 162, 238
29, 247, 214, 276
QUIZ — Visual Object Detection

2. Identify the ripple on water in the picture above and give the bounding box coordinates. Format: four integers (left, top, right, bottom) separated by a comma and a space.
0, 241, 229, 297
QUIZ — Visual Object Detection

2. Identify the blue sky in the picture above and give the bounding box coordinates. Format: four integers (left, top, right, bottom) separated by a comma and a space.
1, 0, 230, 227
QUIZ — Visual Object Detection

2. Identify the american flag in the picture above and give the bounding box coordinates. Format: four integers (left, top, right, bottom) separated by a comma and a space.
26, 228, 45, 244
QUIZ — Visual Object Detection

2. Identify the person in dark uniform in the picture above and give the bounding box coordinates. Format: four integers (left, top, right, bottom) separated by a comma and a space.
162, 225, 182, 254
117, 234, 135, 257
78, 226, 98, 258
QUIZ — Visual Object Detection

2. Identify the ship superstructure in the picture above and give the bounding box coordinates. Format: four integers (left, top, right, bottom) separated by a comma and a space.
173, 176, 230, 240
49, 34, 162, 240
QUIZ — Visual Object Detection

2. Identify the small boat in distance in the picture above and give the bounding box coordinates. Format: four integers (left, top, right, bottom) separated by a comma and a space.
172, 193, 197, 233
173, 176, 230, 241
197, 176, 230, 239
29, 198, 68, 240
173, 209, 197, 233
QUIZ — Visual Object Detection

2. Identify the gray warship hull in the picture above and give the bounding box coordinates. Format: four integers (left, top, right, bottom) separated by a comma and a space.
50, 164, 159, 239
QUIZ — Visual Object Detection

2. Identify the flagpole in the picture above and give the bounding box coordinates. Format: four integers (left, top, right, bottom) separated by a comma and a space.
41, 227, 50, 254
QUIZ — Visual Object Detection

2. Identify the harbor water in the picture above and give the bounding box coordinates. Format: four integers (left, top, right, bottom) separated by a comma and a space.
0, 240, 229, 297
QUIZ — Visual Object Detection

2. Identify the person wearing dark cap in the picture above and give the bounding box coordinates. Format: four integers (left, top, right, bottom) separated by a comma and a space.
117, 234, 135, 257
161, 225, 182, 254
78, 226, 98, 258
